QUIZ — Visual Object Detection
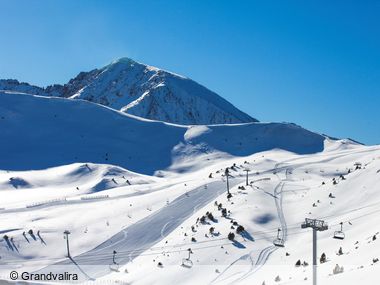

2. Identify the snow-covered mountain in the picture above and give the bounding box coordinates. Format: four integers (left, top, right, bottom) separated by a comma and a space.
1, 91, 379, 285
0, 58, 257, 125
1, 70, 378, 285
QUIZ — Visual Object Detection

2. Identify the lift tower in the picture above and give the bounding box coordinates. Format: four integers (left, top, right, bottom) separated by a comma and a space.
301, 218, 328, 285
63, 230, 71, 258
225, 168, 230, 195
244, 169, 250, 186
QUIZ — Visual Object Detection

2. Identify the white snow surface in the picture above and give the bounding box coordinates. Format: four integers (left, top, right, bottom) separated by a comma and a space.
0, 91, 379, 285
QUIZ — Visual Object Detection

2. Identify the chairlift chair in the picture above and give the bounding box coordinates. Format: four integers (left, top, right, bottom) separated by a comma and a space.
181, 248, 193, 268
109, 250, 120, 272
273, 238, 285, 247
333, 222, 345, 240
273, 228, 285, 247
109, 263, 120, 272
181, 258, 193, 268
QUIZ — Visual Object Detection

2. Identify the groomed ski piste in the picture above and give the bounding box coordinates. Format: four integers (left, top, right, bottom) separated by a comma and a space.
0, 91, 379, 285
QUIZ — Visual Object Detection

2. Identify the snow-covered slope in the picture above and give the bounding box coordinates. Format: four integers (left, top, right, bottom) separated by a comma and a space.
1, 90, 379, 285
0, 58, 257, 125
0, 125, 378, 285
0, 91, 324, 174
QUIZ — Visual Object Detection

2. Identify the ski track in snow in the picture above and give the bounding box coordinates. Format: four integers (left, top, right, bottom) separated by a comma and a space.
211, 163, 293, 284
35, 178, 244, 281
1, 146, 379, 284
6, 147, 373, 284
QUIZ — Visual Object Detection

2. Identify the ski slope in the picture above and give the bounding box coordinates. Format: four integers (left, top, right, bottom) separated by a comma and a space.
0, 91, 379, 285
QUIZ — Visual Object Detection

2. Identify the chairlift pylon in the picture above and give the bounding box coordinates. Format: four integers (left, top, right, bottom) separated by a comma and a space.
273, 228, 285, 247
333, 222, 345, 240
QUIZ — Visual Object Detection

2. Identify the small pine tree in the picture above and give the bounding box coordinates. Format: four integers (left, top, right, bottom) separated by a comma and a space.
236, 225, 245, 234
320, 253, 326, 263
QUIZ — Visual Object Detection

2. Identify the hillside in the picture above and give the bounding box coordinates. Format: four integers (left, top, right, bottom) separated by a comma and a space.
0, 91, 324, 174
0, 109, 378, 284
1, 90, 379, 285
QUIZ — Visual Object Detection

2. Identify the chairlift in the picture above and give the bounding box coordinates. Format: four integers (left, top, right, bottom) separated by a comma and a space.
109, 263, 120, 272
181, 258, 193, 268
181, 248, 193, 268
273, 228, 285, 247
109, 250, 120, 272
333, 222, 345, 240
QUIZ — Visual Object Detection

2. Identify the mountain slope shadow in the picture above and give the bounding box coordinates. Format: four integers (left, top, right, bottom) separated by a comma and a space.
0, 92, 326, 174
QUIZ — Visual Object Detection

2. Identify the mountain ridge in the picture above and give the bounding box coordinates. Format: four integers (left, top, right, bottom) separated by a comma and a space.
0, 58, 257, 125
0, 91, 327, 174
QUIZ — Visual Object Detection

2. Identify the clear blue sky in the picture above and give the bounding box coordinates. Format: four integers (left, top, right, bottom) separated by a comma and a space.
1, 0, 379, 144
